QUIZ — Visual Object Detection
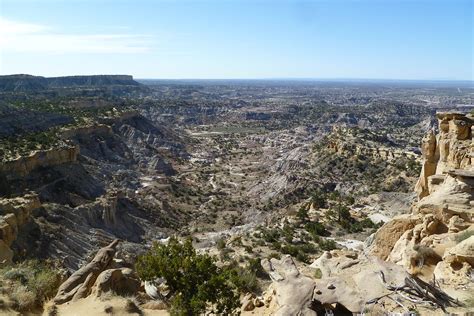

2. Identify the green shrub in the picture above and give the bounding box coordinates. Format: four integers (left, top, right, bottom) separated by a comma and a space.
305, 221, 329, 238
224, 265, 260, 293
246, 258, 267, 278
319, 239, 337, 251
136, 237, 240, 316
216, 238, 226, 249
335, 204, 352, 223
11, 285, 36, 312
313, 268, 322, 279
280, 243, 317, 264
261, 228, 281, 243
311, 190, 327, 209
268, 253, 281, 260
282, 225, 295, 243
296, 206, 309, 222
243, 245, 253, 253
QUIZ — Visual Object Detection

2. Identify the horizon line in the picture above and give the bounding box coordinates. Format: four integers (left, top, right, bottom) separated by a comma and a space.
1, 73, 473, 83
136, 77, 474, 82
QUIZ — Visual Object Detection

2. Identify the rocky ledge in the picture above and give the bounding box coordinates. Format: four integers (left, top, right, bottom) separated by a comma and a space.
0, 194, 41, 265
0, 145, 79, 179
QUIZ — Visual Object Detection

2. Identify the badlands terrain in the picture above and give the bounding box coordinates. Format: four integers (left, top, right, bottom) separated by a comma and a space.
0, 75, 472, 315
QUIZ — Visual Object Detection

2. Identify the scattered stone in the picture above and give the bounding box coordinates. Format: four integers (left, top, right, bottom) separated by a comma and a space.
254, 297, 264, 308
241, 293, 255, 311
141, 300, 168, 310
124, 299, 142, 314
104, 305, 113, 314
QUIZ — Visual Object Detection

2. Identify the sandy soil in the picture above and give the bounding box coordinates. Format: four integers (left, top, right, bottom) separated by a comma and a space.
46, 296, 169, 316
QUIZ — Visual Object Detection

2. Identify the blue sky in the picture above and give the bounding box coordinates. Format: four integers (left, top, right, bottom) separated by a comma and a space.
0, 0, 472, 80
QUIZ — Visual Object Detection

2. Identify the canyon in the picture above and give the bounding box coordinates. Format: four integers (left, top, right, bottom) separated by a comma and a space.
0, 76, 472, 315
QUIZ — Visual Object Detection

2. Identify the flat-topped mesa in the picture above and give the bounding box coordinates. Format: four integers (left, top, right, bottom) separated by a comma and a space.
47, 75, 139, 88
415, 112, 473, 199
0, 74, 141, 92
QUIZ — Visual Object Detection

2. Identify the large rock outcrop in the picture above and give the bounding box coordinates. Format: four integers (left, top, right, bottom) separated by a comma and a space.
371, 112, 473, 292
261, 255, 317, 315
0, 145, 79, 179
53, 239, 129, 304
327, 126, 418, 162
261, 112, 473, 314
51, 239, 146, 316
0, 194, 41, 265
262, 252, 414, 315
415, 112, 473, 199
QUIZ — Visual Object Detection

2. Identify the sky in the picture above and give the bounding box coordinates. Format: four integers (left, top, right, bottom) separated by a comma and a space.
0, 0, 472, 80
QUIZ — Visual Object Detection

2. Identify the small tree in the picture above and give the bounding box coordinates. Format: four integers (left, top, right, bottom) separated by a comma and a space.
296, 206, 309, 222
335, 203, 351, 223
136, 238, 240, 316
311, 190, 327, 209
305, 221, 329, 238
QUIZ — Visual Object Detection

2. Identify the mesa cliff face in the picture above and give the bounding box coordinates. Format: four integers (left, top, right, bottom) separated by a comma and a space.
0, 194, 41, 265
0, 74, 140, 92
0, 145, 79, 179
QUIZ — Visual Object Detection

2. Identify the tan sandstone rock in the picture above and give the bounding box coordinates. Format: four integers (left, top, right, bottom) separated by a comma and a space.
261, 255, 317, 315
91, 267, 141, 298
54, 239, 120, 304
367, 214, 422, 260
0, 194, 41, 267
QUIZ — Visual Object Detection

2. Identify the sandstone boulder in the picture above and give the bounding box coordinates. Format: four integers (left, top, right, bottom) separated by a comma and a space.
367, 214, 422, 260
443, 235, 474, 266
262, 254, 367, 315
261, 255, 316, 316
92, 267, 141, 298
54, 239, 119, 304
241, 293, 255, 311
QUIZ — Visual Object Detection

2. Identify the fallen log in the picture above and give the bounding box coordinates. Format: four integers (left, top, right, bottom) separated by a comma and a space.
371, 271, 463, 313
403, 275, 462, 312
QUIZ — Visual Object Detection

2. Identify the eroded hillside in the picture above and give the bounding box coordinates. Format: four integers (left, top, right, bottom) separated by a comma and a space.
0, 77, 472, 315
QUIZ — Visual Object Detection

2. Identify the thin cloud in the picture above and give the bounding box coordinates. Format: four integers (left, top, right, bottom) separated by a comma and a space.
0, 18, 152, 54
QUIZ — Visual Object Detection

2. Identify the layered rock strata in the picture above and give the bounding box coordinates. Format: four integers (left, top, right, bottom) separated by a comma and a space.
0, 145, 79, 179
0, 194, 41, 265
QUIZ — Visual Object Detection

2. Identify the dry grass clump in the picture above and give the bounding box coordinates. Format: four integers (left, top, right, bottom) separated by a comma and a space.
0, 260, 62, 312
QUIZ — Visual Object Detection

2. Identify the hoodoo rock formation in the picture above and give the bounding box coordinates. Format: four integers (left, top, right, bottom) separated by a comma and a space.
416, 112, 473, 199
